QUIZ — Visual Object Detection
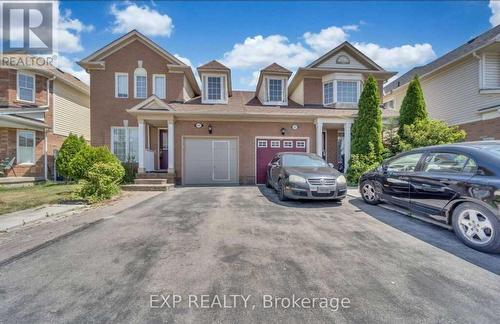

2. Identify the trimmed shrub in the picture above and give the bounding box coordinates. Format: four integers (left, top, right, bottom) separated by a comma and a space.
69, 146, 120, 180
398, 75, 428, 139
351, 75, 383, 158
56, 134, 86, 179
346, 143, 381, 186
79, 162, 125, 203
399, 119, 466, 151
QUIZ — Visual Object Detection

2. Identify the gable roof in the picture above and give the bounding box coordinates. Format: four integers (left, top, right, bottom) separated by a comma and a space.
197, 60, 230, 71
78, 29, 200, 95
261, 63, 292, 74
306, 41, 385, 71
385, 24, 500, 93
128, 95, 173, 112
79, 30, 185, 66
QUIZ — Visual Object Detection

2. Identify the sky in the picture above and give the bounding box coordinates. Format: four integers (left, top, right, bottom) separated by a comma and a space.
42, 0, 500, 89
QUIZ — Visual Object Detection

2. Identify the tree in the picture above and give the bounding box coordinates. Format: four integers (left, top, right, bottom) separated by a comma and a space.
56, 134, 87, 179
398, 75, 428, 138
351, 75, 383, 158
68, 146, 121, 181
399, 119, 466, 151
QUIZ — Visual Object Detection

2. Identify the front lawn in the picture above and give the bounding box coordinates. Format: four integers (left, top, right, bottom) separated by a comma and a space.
0, 183, 80, 215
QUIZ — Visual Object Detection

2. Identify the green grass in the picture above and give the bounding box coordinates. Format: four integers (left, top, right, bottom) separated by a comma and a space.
0, 182, 81, 215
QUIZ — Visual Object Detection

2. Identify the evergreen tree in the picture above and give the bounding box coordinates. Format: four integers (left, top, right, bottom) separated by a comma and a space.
56, 133, 87, 179
398, 75, 428, 138
351, 75, 383, 158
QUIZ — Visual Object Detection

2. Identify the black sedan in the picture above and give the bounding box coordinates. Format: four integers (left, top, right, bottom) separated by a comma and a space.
266, 152, 347, 201
359, 141, 500, 253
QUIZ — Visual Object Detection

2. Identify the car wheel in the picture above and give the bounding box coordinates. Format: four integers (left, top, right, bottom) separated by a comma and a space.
360, 180, 379, 205
278, 179, 288, 201
452, 202, 500, 253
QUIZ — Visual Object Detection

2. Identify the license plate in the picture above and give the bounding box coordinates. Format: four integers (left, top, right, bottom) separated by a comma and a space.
317, 187, 330, 193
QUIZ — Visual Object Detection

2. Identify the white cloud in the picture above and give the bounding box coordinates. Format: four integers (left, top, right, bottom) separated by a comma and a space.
57, 8, 94, 53
353, 42, 436, 70
174, 53, 193, 67
222, 35, 316, 70
303, 26, 350, 53
489, 0, 500, 26
55, 55, 90, 84
221, 24, 436, 88
110, 2, 174, 37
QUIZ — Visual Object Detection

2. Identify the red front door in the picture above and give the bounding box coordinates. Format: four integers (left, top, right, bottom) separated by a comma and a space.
255, 138, 308, 184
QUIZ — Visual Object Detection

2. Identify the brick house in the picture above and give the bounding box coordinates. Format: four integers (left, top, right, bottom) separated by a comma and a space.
384, 25, 500, 140
78, 30, 396, 185
0, 59, 90, 180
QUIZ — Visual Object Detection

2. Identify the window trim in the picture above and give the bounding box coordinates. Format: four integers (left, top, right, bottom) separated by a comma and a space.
296, 140, 306, 149
265, 77, 287, 105
323, 80, 335, 106
134, 68, 148, 99
202, 73, 227, 104
270, 140, 281, 148
152, 74, 166, 99
16, 130, 36, 165
115, 72, 129, 98
110, 126, 139, 162
17, 71, 36, 103
283, 140, 293, 148
336, 79, 361, 104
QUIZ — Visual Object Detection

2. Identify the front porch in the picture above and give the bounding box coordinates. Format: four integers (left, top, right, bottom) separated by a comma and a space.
315, 118, 352, 172
136, 118, 175, 175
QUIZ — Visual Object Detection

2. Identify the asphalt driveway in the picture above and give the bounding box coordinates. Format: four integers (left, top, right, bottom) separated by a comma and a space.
0, 186, 499, 323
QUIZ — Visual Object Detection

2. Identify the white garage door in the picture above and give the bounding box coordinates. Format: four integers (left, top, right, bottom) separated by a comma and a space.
183, 138, 239, 185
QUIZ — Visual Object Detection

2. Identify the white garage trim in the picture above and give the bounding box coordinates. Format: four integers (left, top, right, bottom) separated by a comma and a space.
181, 136, 240, 185
254, 136, 310, 185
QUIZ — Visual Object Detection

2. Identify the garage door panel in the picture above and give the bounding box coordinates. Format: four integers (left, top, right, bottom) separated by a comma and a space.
256, 138, 308, 184
184, 138, 238, 185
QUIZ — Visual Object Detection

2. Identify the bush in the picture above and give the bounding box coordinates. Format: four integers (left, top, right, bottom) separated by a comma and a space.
56, 134, 86, 179
122, 161, 138, 184
351, 75, 383, 158
69, 146, 121, 180
79, 162, 125, 203
399, 119, 466, 151
398, 75, 428, 139
346, 143, 381, 186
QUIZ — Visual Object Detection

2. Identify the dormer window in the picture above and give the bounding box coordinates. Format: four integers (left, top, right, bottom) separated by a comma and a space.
202, 74, 227, 104
262, 76, 287, 105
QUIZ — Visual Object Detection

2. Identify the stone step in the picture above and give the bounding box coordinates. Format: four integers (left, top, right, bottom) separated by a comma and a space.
121, 183, 174, 192
136, 172, 174, 179
134, 178, 167, 185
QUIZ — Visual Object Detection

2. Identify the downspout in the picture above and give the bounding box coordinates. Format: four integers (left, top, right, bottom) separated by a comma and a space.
38, 76, 56, 108
472, 52, 482, 89
44, 128, 48, 181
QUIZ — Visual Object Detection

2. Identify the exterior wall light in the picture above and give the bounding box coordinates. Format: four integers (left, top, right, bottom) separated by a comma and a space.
281, 128, 286, 135
208, 124, 213, 134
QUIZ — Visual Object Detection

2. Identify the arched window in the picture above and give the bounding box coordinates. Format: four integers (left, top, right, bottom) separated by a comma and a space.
336, 55, 350, 65
134, 66, 147, 99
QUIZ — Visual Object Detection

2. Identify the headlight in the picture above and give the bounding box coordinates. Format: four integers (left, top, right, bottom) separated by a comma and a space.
289, 175, 307, 184
336, 175, 346, 186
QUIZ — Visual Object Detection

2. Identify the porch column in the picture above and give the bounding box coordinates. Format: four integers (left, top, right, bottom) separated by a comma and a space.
315, 120, 323, 157
138, 119, 145, 173
344, 122, 352, 172
167, 121, 175, 173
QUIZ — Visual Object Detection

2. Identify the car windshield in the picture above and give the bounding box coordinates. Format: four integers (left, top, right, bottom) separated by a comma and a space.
281, 154, 327, 167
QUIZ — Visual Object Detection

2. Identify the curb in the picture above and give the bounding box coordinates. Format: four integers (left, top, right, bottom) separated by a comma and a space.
0, 218, 104, 268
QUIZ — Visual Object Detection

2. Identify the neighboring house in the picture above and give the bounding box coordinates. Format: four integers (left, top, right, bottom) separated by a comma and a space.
0, 58, 90, 179
384, 25, 500, 140
78, 30, 396, 185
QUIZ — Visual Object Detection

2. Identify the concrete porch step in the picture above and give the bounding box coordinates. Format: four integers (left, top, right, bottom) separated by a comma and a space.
121, 183, 174, 192
134, 178, 166, 185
